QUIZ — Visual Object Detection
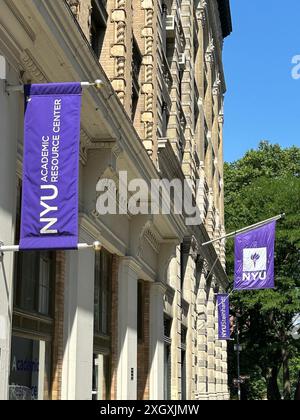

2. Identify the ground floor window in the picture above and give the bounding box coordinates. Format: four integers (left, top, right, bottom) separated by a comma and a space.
164, 316, 172, 400
9, 336, 51, 400
92, 353, 110, 400
164, 344, 172, 400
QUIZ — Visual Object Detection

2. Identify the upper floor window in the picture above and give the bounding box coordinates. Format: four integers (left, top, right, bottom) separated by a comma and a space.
14, 182, 54, 318
14, 251, 55, 317
90, 0, 108, 59
132, 36, 142, 121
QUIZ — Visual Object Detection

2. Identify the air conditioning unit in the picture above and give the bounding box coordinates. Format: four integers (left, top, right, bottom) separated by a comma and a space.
178, 53, 186, 69
166, 15, 175, 38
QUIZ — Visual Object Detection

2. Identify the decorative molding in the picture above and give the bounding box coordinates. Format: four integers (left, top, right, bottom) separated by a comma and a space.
218, 113, 224, 124
141, 1, 155, 155
137, 220, 161, 258
197, 0, 207, 27
21, 50, 47, 83
205, 39, 215, 64
80, 128, 92, 164
110, 0, 127, 105
4, 0, 36, 42
213, 73, 221, 96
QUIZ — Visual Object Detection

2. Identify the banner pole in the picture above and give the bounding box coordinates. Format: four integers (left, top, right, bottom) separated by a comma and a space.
202, 213, 285, 247
0, 241, 102, 253
5, 80, 104, 93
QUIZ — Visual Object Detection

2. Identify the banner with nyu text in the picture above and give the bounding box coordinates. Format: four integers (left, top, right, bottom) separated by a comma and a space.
20, 83, 82, 250
234, 221, 276, 290
217, 294, 231, 340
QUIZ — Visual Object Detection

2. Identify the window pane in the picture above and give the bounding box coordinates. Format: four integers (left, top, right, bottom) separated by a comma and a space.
15, 251, 53, 316
16, 252, 38, 313
92, 354, 110, 400
94, 253, 101, 333
9, 336, 51, 400
94, 250, 112, 335
38, 253, 51, 316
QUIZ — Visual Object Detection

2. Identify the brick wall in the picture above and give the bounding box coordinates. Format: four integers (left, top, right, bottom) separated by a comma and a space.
51, 251, 66, 400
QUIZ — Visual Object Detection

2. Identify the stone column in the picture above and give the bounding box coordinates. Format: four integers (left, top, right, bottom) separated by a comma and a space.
215, 309, 223, 400
149, 282, 166, 400
0, 61, 19, 400
222, 340, 230, 399
61, 231, 96, 400
196, 275, 208, 400
207, 286, 216, 400
117, 257, 140, 400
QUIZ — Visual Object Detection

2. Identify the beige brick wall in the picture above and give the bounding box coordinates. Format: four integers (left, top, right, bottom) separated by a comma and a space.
66, 0, 229, 401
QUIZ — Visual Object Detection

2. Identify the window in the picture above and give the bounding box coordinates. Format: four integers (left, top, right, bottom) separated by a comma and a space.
137, 281, 144, 342
94, 249, 112, 336
162, 101, 170, 137
92, 353, 110, 400
9, 336, 51, 400
132, 36, 142, 121
14, 251, 54, 317
164, 316, 172, 400
181, 326, 187, 400
90, 0, 107, 59
212, 149, 216, 180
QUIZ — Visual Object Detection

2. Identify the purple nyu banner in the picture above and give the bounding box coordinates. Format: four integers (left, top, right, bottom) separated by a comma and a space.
234, 221, 276, 290
217, 294, 231, 340
20, 83, 82, 250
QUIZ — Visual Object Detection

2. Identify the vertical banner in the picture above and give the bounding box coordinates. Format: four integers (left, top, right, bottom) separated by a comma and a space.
20, 83, 82, 250
218, 294, 231, 340
234, 221, 276, 290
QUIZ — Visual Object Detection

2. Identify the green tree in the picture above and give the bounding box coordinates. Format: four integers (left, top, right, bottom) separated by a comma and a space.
225, 142, 300, 400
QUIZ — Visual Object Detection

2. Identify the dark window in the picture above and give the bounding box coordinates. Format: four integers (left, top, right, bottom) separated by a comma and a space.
14, 182, 55, 318
90, 0, 107, 59
212, 149, 216, 180
204, 138, 208, 159
181, 327, 187, 400
164, 343, 172, 399
179, 69, 184, 102
164, 316, 172, 339
162, 101, 170, 137
14, 251, 54, 317
164, 315, 172, 400
137, 281, 144, 342
94, 249, 112, 335
132, 37, 142, 121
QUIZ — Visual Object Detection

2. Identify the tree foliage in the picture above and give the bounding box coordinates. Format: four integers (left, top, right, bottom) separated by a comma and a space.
225, 142, 300, 400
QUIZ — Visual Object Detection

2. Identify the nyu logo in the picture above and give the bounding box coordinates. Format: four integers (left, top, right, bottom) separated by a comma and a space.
40, 185, 58, 235
242, 247, 267, 282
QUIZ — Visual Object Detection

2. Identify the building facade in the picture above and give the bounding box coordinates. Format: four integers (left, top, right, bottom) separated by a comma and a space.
0, 0, 231, 400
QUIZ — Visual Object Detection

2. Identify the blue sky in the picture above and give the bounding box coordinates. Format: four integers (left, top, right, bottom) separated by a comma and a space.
223, 0, 300, 162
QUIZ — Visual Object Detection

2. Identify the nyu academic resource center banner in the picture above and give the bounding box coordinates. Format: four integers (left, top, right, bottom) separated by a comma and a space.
20, 83, 82, 250
234, 221, 276, 290
217, 294, 231, 340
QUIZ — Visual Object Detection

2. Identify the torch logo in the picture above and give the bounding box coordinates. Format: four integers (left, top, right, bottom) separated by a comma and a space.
251, 252, 260, 268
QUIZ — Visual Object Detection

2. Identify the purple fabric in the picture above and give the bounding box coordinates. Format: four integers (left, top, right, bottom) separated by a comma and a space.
20, 83, 82, 250
234, 221, 276, 290
218, 294, 231, 340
